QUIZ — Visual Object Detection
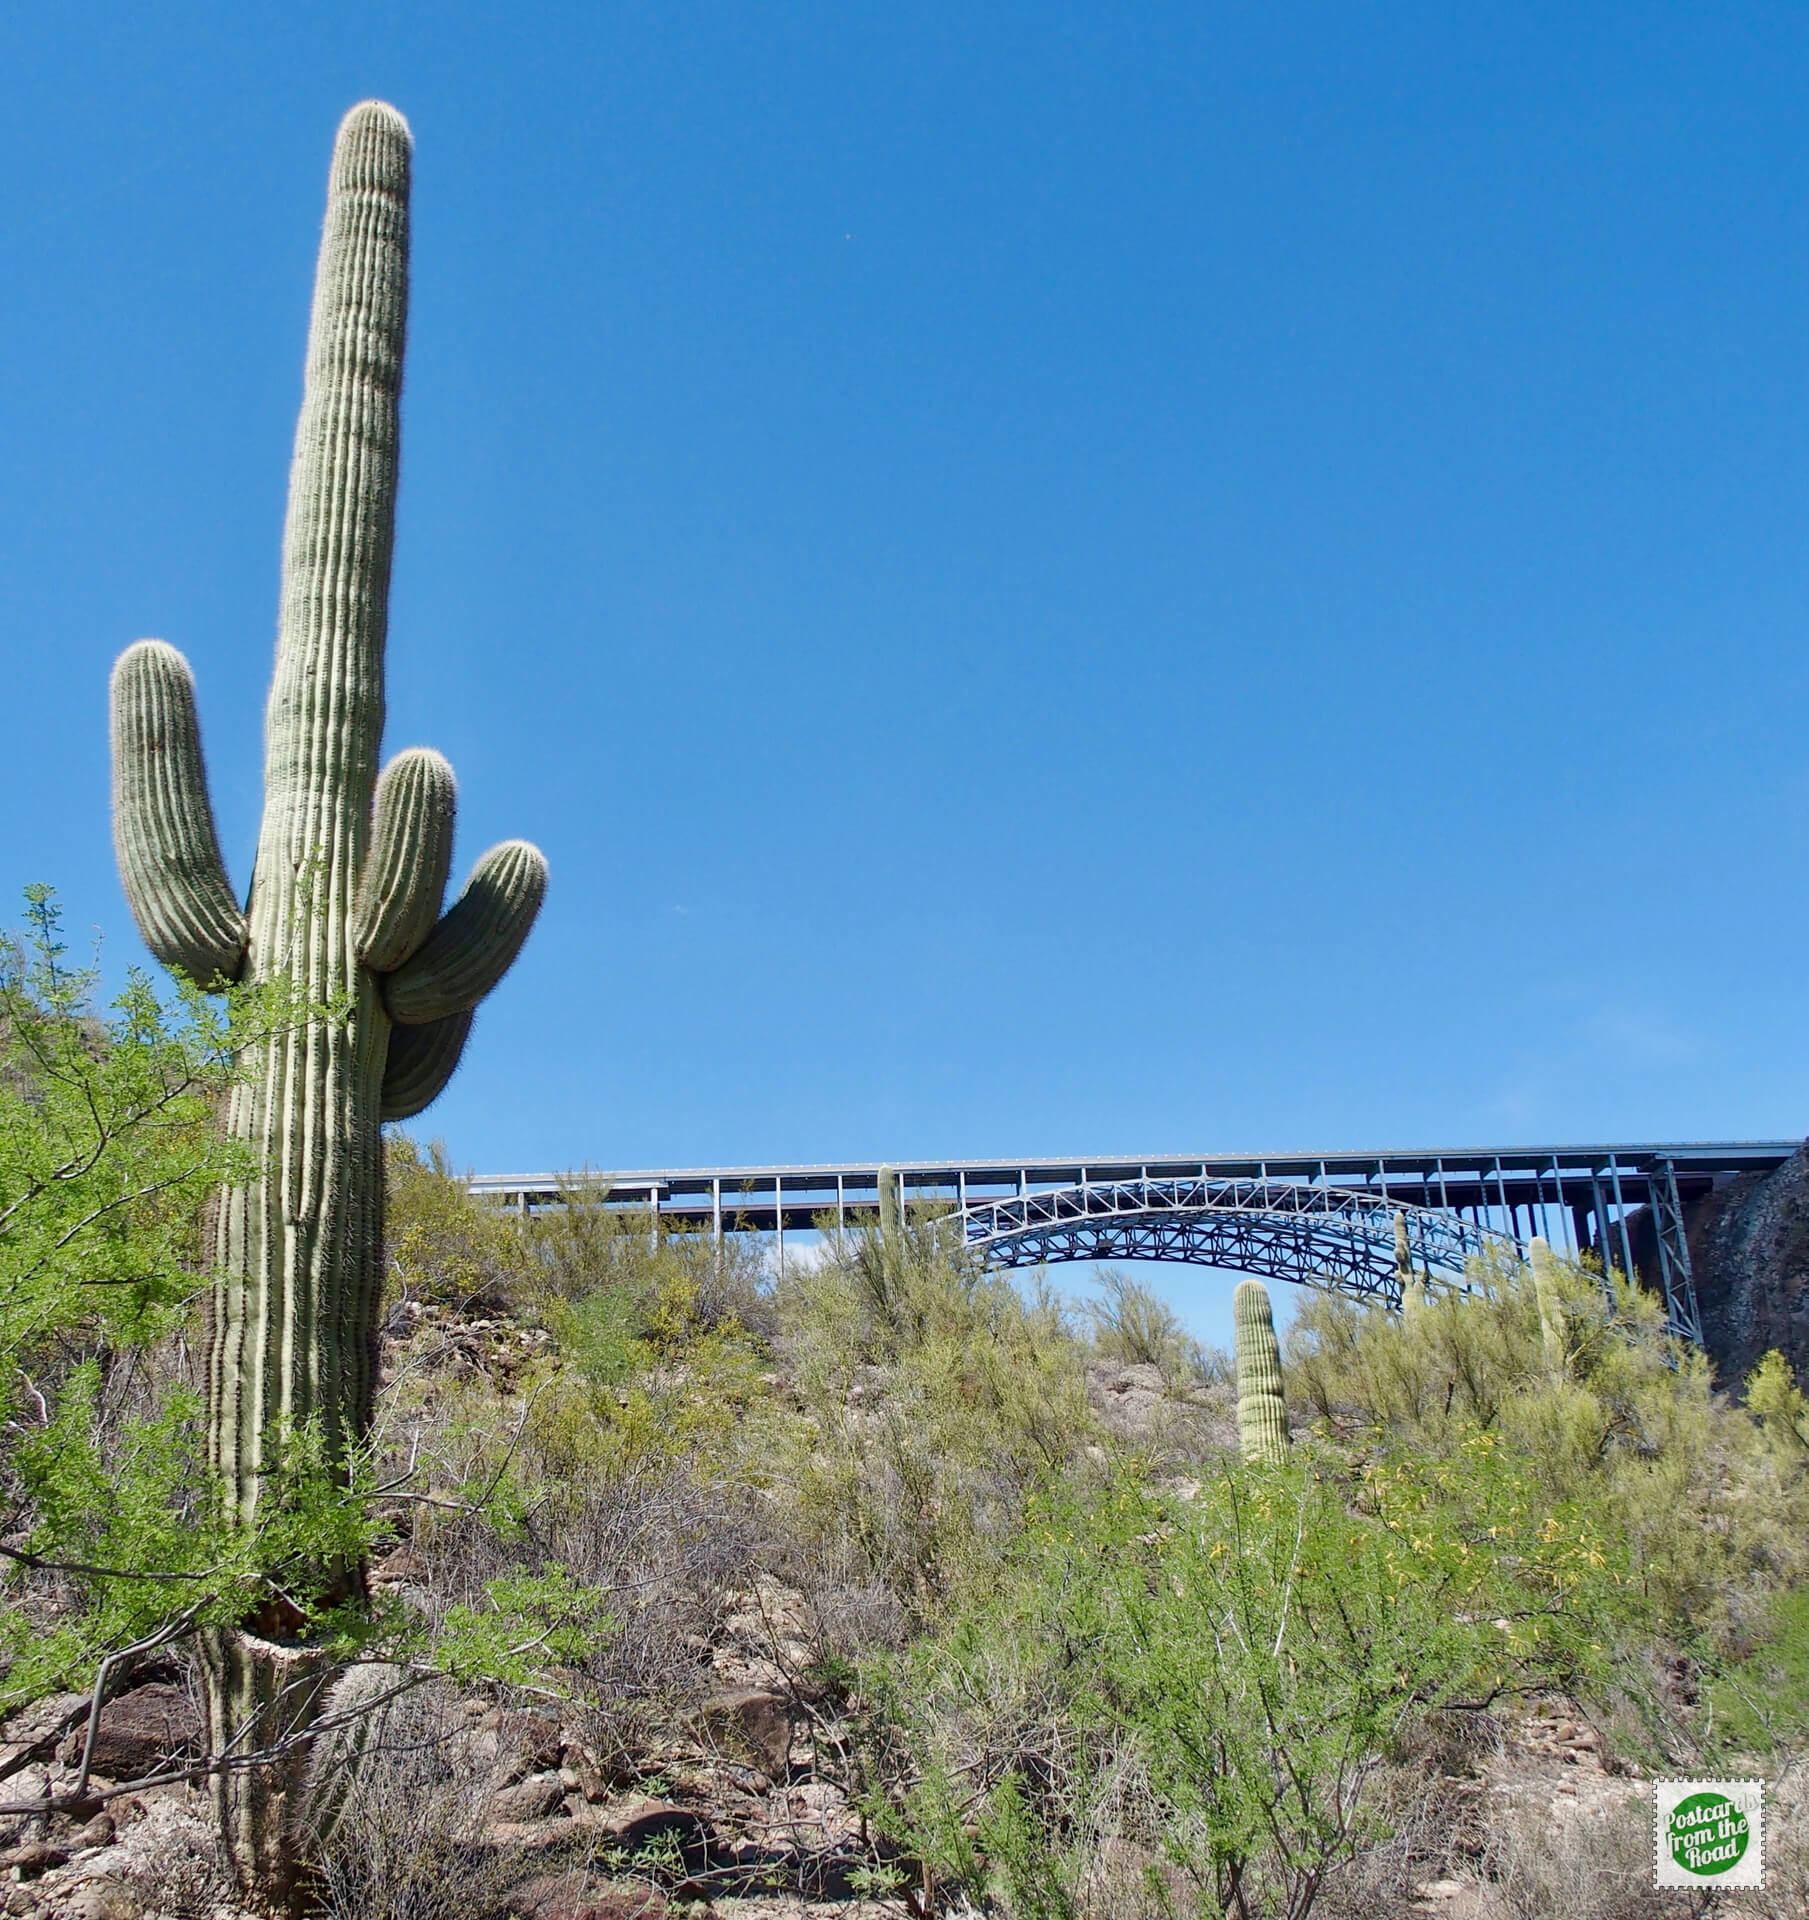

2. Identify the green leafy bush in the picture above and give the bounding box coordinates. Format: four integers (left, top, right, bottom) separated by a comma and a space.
866, 1437, 1638, 1919
1288, 1253, 1809, 1653
0, 890, 376, 1717
386, 1134, 534, 1311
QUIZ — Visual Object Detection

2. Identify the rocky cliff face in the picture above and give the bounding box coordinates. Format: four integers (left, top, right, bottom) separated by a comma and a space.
1620, 1139, 1809, 1390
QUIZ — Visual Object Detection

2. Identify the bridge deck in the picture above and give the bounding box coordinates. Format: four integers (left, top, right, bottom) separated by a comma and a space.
469, 1141, 1794, 1234
467, 1141, 1800, 1342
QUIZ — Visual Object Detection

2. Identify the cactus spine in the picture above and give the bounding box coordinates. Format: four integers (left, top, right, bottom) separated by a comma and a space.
1233, 1278, 1290, 1465
108, 103, 545, 1901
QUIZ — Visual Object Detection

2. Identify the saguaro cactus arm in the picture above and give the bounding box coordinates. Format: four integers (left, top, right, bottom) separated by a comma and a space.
381, 1009, 474, 1120
1234, 1278, 1291, 1466
110, 641, 248, 985
381, 839, 547, 1025
354, 748, 456, 969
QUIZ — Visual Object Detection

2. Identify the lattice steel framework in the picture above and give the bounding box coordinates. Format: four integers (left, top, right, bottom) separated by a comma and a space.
959, 1173, 1508, 1304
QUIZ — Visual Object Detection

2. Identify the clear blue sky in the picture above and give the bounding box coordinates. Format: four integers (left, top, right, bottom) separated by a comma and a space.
4, 5, 1808, 1342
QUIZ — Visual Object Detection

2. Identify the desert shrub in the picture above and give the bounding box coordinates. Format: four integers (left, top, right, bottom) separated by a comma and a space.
1464, 1769, 1809, 1920
310, 1681, 517, 1920
866, 1452, 1626, 1920
1476, 1787, 1699, 1920
1710, 1584, 1809, 1754
369, 1156, 786, 1762
386, 1134, 534, 1312
1749, 1347, 1809, 1452
1476, 1763, 1808, 1920
118, 1811, 238, 1920
1288, 1254, 1809, 1665
376, 1148, 781, 1508
526, 1179, 769, 1338
1084, 1267, 1212, 1382
1752, 1762, 1809, 1920
772, 1218, 1094, 1614
1304, 1749, 1491, 1920
384, 1146, 770, 1348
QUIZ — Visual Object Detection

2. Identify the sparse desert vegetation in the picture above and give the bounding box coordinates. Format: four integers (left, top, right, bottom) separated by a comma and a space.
4, 905, 1809, 1917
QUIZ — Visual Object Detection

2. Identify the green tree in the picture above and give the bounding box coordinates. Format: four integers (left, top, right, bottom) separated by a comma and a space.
0, 889, 370, 1753
0, 897, 607, 1863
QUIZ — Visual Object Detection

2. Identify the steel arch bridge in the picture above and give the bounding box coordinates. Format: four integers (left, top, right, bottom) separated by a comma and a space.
958, 1173, 1507, 1301
469, 1141, 1801, 1342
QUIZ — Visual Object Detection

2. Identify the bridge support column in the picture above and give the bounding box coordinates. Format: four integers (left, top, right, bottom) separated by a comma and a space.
1548, 1155, 1574, 1254
1606, 1158, 1636, 1289
1649, 1157, 1706, 1345
1587, 1173, 1617, 1310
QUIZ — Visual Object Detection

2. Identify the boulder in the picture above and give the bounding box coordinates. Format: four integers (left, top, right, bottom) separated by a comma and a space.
64, 1882, 139, 1920
1085, 1361, 1168, 1438
589, 1895, 667, 1920
592, 1798, 709, 1862
479, 1708, 565, 1782
75, 1813, 115, 1850
488, 1770, 569, 1823
4, 1840, 69, 1878
1, 1692, 86, 1774
81, 1684, 200, 1783
699, 1687, 794, 1781
499, 1872, 667, 1919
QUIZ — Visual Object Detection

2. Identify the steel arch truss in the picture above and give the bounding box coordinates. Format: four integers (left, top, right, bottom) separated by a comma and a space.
959, 1175, 1514, 1305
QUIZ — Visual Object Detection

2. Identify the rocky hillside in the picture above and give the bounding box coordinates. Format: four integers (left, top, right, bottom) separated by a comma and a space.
8, 1140, 1809, 1919
1619, 1138, 1809, 1384
1687, 1139, 1809, 1385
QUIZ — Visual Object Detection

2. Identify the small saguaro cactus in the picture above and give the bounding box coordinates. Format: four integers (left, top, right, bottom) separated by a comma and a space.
1233, 1278, 1290, 1465
1394, 1209, 1428, 1316
109, 102, 545, 1899
1529, 1236, 1567, 1378
877, 1163, 900, 1240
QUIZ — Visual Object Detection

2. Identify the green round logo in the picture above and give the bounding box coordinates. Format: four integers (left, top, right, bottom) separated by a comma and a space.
1666, 1792, 1750, 1877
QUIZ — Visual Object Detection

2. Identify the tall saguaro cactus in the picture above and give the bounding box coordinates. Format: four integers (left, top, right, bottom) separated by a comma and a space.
109, 102, 545, 1899
1233, 1279, 1291, 1465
